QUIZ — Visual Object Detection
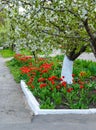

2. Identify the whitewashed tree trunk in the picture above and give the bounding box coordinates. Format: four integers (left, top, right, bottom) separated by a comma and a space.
61, 55, 73, 84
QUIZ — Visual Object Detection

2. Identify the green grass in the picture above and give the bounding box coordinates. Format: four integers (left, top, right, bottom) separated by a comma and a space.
6, 59, 21, 83
0, 48, 32, 58
0, 49, 15, 58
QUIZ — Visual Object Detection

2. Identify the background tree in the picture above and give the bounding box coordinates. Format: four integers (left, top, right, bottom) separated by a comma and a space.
0, 7, 8, 47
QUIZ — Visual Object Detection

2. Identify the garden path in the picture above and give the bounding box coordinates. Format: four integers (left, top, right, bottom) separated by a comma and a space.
0, 56, 33, 124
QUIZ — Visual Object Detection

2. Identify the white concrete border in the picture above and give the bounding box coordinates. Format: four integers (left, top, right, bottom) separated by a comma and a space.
20, 80, 96, 115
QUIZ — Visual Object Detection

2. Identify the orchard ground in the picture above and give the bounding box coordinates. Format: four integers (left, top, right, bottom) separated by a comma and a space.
0, 52, 96, 130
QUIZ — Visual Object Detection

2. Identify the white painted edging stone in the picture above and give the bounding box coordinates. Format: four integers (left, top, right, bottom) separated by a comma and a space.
21, 80, 96, 115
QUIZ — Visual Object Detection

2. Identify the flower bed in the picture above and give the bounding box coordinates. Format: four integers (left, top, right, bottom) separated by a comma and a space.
20, 80, 96, 115
7, 54, 96, 111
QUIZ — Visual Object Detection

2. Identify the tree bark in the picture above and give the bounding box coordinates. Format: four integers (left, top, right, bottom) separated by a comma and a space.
90, 40, 96, 58
68, 44, 88, 61
83, 19, 96, 58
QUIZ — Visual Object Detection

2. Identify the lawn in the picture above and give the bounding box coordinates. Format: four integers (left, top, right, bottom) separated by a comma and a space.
0, 49, 15, 58
0, 48, 31, 58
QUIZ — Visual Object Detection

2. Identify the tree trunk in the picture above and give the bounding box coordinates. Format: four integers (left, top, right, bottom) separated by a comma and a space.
90, 40, 96, 58
61, 55, 73, 84
11, 43, 16, 51
61, 44, 88, 84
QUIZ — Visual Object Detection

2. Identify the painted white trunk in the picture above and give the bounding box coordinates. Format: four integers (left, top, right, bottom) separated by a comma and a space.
61, 55, 73, 84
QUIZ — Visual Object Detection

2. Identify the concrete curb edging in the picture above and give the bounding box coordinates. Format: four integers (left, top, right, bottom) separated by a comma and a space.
20, 80, 96, 115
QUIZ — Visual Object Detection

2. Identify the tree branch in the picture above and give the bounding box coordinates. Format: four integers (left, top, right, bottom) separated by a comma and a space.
41, 29, 89, 42
42, 30, 82, 39
41, 30, 62, 37
49, 21, 66, 33
68, 44, 89, 60
83, 19, 96, 57
83, 18, 95, 41
20, 0, 33, 7
42, 6, 82, 21
42, 6, 66, 12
